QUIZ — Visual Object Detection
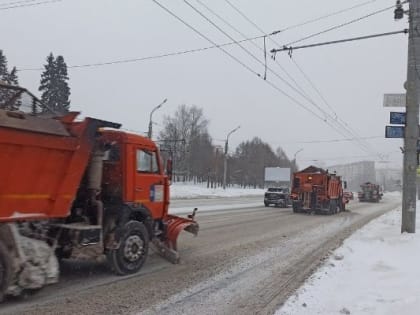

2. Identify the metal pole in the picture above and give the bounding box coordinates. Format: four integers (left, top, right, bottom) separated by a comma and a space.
291, 148, 303, 183
223, 126, 240, 190
293, 148, 303, 167
402, 0, 420, 233
148, 98, 167, 138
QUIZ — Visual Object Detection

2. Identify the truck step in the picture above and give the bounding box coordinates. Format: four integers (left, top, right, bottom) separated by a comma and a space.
52, 223, 102, 231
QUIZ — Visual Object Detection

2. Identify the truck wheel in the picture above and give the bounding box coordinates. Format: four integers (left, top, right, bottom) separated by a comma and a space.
0, 241, 12, 302
264, 202, 269, 207
108, 221, 149, 275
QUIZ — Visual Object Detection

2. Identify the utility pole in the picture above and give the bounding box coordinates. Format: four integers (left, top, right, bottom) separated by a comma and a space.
397, 0, 420, 233
148, 98, 167, 138
223, 126, 240, 190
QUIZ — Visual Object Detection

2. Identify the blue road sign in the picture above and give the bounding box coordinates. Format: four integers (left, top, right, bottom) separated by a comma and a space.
385, 126, 405, 138
390, 112, 406, 125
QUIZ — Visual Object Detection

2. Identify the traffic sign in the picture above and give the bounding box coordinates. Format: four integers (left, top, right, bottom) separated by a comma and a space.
385, 125, 405, 138
390, 112, 406, 125
383, 93, 406, 107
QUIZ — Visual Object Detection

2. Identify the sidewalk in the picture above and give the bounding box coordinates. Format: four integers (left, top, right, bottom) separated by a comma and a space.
276, 205, 420, 315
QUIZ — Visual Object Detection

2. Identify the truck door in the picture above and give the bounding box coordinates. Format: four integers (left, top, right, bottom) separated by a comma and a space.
134, 147, 165, 218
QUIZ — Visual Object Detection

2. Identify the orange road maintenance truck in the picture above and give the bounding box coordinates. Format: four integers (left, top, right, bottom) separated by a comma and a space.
291, 166, 348, 214
0, 83, 198, 301
358, 182, 383, 202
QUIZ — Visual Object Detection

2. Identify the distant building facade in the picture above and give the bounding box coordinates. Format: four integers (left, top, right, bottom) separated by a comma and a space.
376, 168, 402, 192
328, 161, 376, 192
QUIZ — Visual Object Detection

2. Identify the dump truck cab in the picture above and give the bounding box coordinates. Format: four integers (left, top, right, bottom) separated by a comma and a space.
100, 130, 170, 220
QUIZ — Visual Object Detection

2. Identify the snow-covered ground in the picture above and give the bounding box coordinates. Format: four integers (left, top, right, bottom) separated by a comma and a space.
277, 201, 420, 315
170, 182, 265, 199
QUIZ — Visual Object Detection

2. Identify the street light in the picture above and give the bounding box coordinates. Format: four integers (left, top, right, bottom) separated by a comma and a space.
293, 148, 303, 168
290, 148, 303, 183
223, 125, 240, 190
148, 98, 167, 138
293, 148, 303, 161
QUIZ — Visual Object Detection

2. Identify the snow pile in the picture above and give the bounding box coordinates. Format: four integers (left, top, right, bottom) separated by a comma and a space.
277, 206, 420, 315
170, 182, 265, 199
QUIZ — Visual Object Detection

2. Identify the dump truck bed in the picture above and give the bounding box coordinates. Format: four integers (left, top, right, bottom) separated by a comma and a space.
0, 110, 117, 222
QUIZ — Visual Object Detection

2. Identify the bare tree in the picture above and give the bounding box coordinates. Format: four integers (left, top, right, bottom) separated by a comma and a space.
159, 104, 214, 182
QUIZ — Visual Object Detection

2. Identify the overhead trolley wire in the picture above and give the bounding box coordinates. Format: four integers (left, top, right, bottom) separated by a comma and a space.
0, 0, 62, 10
221, 0, 390, 158
16, 0, 389, 72
225, 0, 379, 34
283, 3, 404, 47
175, 0, 380, 148
194, 0, 312, 99
151, 0, 328, 123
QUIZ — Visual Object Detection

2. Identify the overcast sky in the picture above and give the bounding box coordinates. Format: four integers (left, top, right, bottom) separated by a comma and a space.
1, 0, 408, 168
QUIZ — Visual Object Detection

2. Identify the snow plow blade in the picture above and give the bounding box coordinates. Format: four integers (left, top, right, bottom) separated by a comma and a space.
153, 209, 199, 264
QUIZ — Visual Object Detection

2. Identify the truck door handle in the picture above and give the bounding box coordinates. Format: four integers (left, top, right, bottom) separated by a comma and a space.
135, 188, 143, 192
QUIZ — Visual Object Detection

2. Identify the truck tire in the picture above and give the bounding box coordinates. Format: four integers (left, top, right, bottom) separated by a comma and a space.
340, 201, 346, 212
264, 202, 269, 207
329, 200, 337, 215
107, 221, 149, 275
0, 241, 12, 302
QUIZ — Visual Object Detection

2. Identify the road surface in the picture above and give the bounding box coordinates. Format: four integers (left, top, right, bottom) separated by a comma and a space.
0, 195, 400, 315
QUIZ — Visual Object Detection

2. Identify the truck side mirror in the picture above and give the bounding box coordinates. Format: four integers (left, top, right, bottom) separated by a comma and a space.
344, 181, 347, 189
166, 159, 173, 181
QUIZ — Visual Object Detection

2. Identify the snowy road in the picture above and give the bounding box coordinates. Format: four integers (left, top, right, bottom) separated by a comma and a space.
0, 195, 400, 315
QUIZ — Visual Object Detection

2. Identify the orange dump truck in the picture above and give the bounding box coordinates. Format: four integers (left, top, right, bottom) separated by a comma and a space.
0, 85, 198, 301
291, 166, 348, 214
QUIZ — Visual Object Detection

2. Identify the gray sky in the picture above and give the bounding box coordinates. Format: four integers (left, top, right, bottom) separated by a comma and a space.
1, 0, 408, 168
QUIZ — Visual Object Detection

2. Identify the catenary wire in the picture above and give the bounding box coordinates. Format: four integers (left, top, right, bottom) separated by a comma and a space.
151, 0, 328, 124
0, 0, 62, 10
194, 0, 312, 100
180, 0, 379, 150
224, 0, 378, 34
16, 1, 390, 72
17, 34, 270, 72
219, 0, 387, 158
284, 3, 403, 47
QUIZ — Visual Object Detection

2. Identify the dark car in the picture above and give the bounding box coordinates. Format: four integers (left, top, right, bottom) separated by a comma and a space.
264, 187, 290, 208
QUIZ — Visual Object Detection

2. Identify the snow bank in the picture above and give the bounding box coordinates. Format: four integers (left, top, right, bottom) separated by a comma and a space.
277, 204, 420, 315
170, 182, 265, 199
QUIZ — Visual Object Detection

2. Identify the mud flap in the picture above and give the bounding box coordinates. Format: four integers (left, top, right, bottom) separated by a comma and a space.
153, 210, 199, 264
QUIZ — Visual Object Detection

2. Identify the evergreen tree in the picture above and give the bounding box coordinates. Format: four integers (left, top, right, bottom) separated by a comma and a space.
0, 50, 9, 107
39, 53, 57, 111
0, 50, 7, 80
55, 56, 70, 110
7, 67, 18, 85
0, 51, 21, 110
4, 67, 21, 110
39, 53, 71, 113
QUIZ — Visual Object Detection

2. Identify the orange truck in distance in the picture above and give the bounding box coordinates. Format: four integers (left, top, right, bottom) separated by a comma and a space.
0, 83, 198, 301
291, 166, 348, 215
